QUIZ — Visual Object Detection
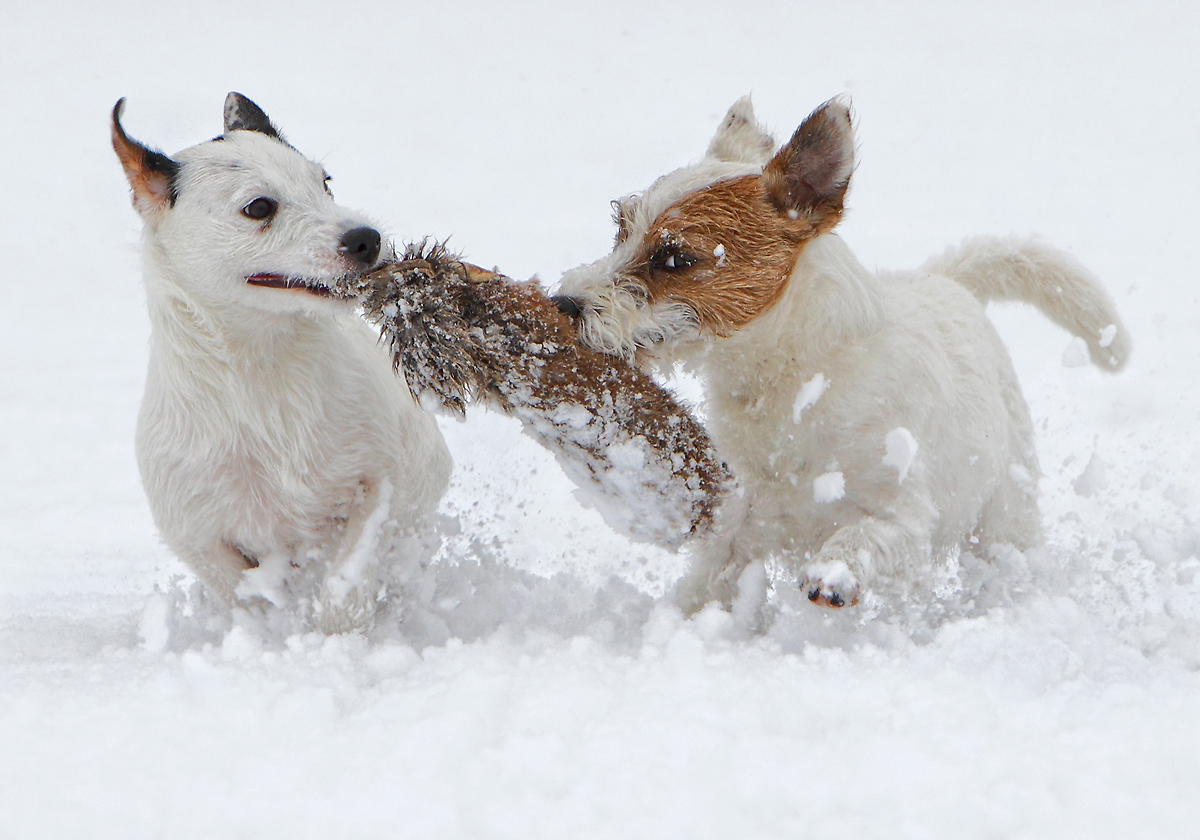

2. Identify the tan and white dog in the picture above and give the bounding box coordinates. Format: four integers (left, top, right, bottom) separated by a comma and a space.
555, 97, 1129, 613
113, 94, 450, 632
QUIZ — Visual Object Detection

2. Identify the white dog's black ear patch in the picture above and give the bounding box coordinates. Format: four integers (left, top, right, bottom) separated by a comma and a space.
223, 92, 283, 140
762, 97, 855, 220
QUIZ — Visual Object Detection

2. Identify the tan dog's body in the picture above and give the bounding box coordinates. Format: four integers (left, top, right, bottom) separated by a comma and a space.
556, 98, 1128, 611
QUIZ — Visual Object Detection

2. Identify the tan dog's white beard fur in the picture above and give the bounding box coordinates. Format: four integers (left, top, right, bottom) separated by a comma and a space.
558, 96, 1129, 616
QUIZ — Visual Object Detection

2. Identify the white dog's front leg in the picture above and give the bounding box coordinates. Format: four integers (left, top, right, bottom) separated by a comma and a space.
316, 478, 395, 633
187, 539, 259, 607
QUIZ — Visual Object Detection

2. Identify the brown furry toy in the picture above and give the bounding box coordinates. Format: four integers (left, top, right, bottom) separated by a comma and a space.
335, 241, 734, 550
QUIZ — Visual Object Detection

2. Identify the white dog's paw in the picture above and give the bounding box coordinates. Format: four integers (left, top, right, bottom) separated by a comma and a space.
802, 560, 860, 609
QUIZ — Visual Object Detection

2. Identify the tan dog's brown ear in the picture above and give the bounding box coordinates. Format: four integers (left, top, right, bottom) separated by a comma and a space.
112, 98, 179, 221
762, 97, 854, 231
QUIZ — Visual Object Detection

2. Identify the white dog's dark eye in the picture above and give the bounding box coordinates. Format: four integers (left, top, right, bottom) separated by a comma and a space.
323, 175, 333, 196
242, 197, 278, 220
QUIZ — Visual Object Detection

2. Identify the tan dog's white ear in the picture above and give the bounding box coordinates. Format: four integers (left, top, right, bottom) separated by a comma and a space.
762, 97, 854, 228
706, 96, 776, 165
111, 99, 179, 222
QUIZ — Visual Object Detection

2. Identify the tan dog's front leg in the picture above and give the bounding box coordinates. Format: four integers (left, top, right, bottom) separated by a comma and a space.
675, 538, 752, 616
804, 510, 935, 609
674, 495, 754, 616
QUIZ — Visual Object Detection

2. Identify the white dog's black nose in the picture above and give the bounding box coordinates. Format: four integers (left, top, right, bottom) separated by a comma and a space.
340, 227, 381, 267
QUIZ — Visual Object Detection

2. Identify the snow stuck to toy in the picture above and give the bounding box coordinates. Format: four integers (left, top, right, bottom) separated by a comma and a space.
336, 242, 734, 550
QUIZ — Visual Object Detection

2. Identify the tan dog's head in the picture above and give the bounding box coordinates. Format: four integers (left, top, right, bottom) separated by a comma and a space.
555, 97, 854, 359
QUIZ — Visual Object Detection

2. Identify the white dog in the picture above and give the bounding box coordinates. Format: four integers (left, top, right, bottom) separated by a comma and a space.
555, 97, 1129, 612
113, 93, 451, 632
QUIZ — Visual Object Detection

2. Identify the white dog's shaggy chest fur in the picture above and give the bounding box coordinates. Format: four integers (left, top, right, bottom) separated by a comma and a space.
114, 94, 450, 632
556, 97, 1129, 612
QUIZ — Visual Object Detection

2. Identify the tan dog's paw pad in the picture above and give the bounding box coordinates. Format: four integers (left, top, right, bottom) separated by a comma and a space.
802, 560, 860, 609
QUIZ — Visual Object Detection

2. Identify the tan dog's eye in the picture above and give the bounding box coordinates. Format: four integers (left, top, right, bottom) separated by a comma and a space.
650, 246, 697, 272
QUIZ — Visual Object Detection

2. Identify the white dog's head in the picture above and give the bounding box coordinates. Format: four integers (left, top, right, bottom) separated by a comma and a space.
555, 97, 854, 360
113, 93, 383, 317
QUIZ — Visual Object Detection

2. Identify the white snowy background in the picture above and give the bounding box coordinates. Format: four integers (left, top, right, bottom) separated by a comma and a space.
2, 1, 1199, 837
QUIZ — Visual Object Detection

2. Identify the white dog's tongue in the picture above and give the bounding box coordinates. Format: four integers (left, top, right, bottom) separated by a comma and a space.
245, 273, 332, 296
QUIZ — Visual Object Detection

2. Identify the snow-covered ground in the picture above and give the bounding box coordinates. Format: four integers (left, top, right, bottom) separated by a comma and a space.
2, 2, 1199, 837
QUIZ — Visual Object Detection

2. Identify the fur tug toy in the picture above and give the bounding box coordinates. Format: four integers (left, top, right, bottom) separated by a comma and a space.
337, 242, 733, 549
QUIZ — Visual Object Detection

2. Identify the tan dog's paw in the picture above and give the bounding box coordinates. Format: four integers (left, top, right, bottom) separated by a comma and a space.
802, 560, 860, 609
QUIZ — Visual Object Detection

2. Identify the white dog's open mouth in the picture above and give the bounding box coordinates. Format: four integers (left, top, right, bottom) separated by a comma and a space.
245, 273, 334, 297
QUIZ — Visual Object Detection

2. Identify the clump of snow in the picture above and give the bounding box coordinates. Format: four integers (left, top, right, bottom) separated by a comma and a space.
713, 243, 726, 265
1009, 463, 1035, 487
138, 592, 171, 653
804, 558, 857, 591
604, 438, 649, 472
547, 402, 592, 430
1062, 336, 1091, 367
1099, 324, 1118, 348
813, 471, 845, 503
417, 389, 447, 415
791, 373, 829, 423
883, 427, 919, 483
234, 550, 294, 606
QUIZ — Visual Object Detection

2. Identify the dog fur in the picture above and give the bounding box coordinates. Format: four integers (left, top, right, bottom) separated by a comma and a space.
555, 96, 1129, 613
113, 93, 450, 632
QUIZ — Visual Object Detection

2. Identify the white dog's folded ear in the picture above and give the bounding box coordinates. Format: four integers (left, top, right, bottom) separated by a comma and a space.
762, 97, 854, 227
223, 92, 283, 139
706, 96, 776, 165
111, 98, 179, 221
